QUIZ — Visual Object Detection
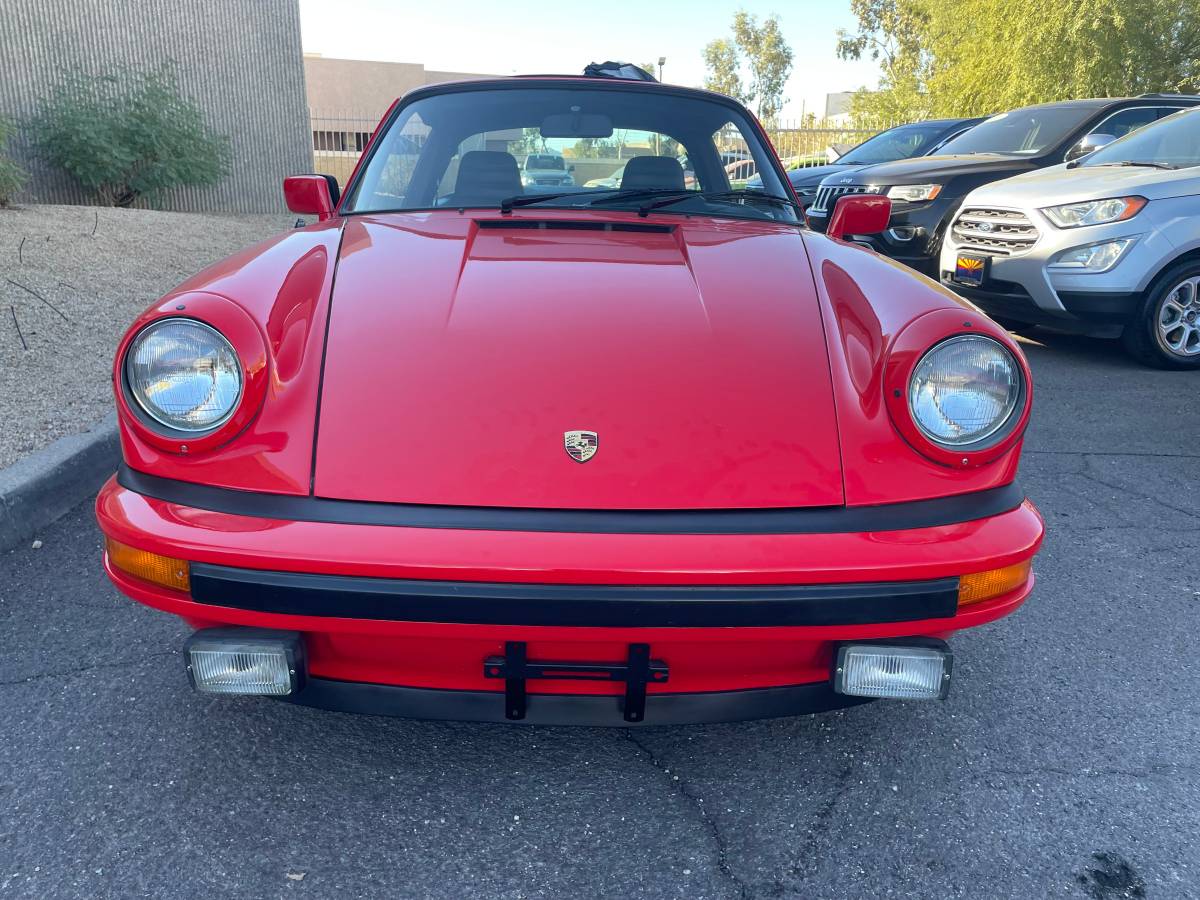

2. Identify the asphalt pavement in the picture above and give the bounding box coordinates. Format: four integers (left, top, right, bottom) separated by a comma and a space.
2, 331, 1198, 899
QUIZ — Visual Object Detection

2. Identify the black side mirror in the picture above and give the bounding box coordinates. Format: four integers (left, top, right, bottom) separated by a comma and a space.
1066, 133, 1117, 163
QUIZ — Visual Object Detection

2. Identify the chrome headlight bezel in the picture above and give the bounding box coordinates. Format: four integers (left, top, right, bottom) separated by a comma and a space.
123, 317, 244, 434
906, 334, 1025, 450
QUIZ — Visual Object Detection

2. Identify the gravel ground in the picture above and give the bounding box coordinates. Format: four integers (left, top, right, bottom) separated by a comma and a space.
0, 205, 296, 469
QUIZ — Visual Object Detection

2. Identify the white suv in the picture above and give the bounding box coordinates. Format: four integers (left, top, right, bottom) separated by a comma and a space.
521, 152, 575, 189
940, 108, 1200, 368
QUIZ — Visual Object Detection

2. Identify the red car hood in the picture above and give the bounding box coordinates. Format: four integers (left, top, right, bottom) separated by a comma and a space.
313, 213, 843, 509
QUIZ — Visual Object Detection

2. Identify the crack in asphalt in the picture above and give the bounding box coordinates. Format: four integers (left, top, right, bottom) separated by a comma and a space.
1025, 449, 1200, 460
0, 650, 176, 689
1075, 455, 1200, 522
978, 763, 1185, 783
623, 731, 749, 900
790, 765, 853, 882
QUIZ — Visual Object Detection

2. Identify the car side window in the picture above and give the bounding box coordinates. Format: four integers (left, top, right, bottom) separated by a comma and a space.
358, 112, 429, 206
1090, 107, 1161, 140
707, 121, 772, 192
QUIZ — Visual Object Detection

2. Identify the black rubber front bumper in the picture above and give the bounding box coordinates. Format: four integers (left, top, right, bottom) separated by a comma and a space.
283, 676, 872, 726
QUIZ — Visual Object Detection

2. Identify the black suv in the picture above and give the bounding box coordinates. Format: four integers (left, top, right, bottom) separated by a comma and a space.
747, 117, 983, 207
805, 94, 1200, 275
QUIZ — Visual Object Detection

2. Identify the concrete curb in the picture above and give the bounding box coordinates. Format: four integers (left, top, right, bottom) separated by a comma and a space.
0, 414, 119, 550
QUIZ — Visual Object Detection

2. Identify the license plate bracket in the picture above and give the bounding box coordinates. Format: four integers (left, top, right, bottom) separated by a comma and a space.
954, 253, 989, 287
484, 641, 669, 723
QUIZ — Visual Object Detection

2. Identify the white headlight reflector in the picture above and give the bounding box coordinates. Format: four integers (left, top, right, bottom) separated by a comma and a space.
125, 318, 242, 432
834, 644, 952, 700
190, 649, 293, 695
908, 335, 1021, 447
185, 630, 304, 696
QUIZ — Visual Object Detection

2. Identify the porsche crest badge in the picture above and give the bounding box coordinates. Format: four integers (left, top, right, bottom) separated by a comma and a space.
564, 430, 599, 463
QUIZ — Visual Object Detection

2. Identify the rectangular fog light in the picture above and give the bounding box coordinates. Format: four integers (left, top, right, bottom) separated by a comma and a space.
184, 629, 306, 696
833, 642, 952, 700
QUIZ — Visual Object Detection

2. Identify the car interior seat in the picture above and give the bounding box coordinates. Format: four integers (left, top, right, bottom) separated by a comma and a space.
619, 156, 686, 191
446, 150, 522, 205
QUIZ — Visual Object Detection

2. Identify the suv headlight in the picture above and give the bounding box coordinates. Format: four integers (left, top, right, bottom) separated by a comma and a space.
125, 318, 243, 432
909, 335, 1021, 447
1041, 196, 1146, 228
886, 184, 942, 203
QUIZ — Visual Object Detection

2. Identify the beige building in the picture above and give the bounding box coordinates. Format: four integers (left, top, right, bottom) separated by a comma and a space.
304, 54, 496, 184
304, 54, 494, 118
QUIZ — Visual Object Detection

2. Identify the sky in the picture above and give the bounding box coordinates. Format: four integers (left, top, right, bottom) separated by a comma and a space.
297, 0, 882, 121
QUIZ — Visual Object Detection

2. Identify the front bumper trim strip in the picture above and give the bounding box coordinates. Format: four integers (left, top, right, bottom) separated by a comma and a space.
188, 563, 960, 626
117, 464, 1024, 536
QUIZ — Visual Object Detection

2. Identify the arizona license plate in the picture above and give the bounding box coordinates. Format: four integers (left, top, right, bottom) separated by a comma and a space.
954, 253, 988, 287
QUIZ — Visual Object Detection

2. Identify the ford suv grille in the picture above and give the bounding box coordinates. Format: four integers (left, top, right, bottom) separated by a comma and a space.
951, 208, 1039, 256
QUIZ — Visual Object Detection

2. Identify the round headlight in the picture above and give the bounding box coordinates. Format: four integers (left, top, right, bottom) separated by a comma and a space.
908, 335, 1021, 447
125, 318, 243, 432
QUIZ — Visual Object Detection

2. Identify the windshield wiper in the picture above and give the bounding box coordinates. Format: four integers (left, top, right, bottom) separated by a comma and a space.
499, 190, 614, 213
635, 189, 800, 217
587, 188, 701, 207
499, 187, 695, 213
1111, 161, 1176, 169
500, 187, 800, 218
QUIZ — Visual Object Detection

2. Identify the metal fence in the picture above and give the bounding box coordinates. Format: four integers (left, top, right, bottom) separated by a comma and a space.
310, 110, 382, 187
765, 120, 900, 168
308, 112, 900, 189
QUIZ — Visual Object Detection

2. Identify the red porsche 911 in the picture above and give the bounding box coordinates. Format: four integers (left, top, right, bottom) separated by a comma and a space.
96, 68, 1042, 725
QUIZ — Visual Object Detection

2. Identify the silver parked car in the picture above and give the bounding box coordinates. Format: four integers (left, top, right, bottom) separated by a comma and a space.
940, 107, 1200, 368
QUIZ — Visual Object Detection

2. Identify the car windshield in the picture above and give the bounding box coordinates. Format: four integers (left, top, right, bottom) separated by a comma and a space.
935, 105, 1096, 155
839, 122, 956, 165
344, 84, 798, 223
1082, 108, 1200, 169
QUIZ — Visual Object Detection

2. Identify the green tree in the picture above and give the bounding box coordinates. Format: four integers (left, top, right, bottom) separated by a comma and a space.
571, 137, 617, 158
703, 38, 749, 103
0, 117, 27, 207
838, 0, 1200, 122
732, 12, 795, 125
30, 65, 230, 207
703, 14, 794, 124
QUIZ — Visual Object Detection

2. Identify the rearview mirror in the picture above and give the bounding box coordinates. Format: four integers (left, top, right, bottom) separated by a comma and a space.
827, 194, 891, 241
540, 112, 614, 139
1065, 133, 1116, 163
284, 174, 338, 221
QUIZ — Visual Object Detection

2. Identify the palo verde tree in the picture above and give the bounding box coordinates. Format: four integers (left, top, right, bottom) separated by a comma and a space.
30, 65, 231, 207
703, 12, 794, 124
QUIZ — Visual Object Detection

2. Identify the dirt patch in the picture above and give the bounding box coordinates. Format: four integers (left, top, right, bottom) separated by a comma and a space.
0, 204, 297, 469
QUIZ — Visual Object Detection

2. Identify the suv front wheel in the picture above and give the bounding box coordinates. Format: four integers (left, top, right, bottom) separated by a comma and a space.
1123, 261, 1200, 369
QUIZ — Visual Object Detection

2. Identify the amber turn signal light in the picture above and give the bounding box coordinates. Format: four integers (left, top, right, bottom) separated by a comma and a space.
106, 537, 190, 592
958, 559, 1032, 607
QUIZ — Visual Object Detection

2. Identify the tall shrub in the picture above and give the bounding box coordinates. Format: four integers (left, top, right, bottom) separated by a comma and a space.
30, 66, 231, 207
0, 117, 27, 207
